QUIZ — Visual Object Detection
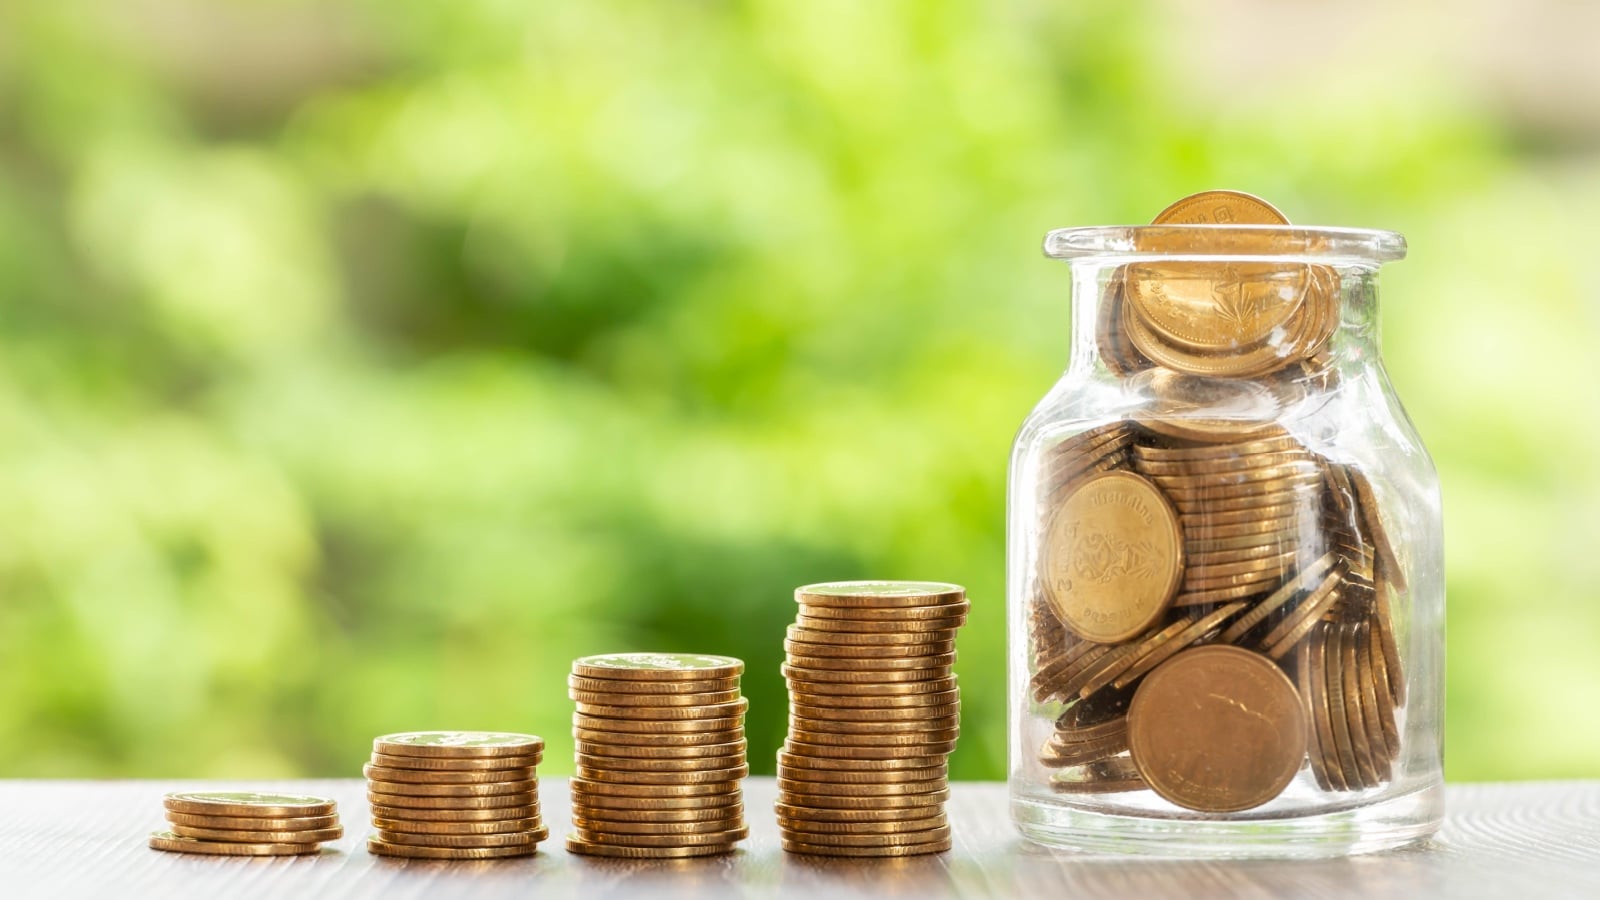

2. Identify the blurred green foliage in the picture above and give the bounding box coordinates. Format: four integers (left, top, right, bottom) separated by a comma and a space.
0, 0, 1596, 782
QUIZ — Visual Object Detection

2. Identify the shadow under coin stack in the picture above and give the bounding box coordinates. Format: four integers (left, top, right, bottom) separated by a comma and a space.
567, 653, 750, 858
777, 581, 968, 857
365, 731, 547, 860
151, 791, 341, 857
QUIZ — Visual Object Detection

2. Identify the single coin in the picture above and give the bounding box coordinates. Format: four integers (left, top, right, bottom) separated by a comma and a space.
169, 824, 344, 843
778, 825, 951, 849
575, 739, 746, 760
373, 817, 539, 836
785, 729, 960, 749
789, 703, 960, 723
796, 581, 966, 608
364, 764, 537, 785
1350, 470, 1407, 594
778, 751, 949, 771
564, 837, 736, 858
778, 815, 947, 837
163, 792, 336, 819
775, 777, 948, 798
1372, 561, 1407, 706
777, 789, 949, 810
1218, 554, 1339, 643
1111, 602, 1247, 690
573, 753, 744, 773
369, 752, 540, 772
786, 626, 958, 648
774, 803, 944, 823
368, 778, 535, 798
1306, 624, 1350, 791
369, 803, 537, 822
567, 675, 740, 695
367, 790, 537, 810
781, 664, 954, 684
783, 640, 956, 660
788, 715, 960, 736
572, 713, 744, 734
1123, 291, 1324, 381
779, 766, 947, 787
164, 812, 340, 832
788, 688, 960, 709
573, 803, 743, 824
375, 731, 544, 760
573, 764, 748, 786
1150, 189, 1288, 226
570, 816, 744, 836
1128, 645, 1307, 812
568, 688, 743, 708
573, 698, 749, 721
569, 792, 741, 812
1041, 471, 1183, 643
367, 837, 535, 860
796, 601, 972, 622
569, 778, 743, 799
780, 838, 951, 857
149, 830, 318, 856
572, 727, 744, 748
1296, 639, 1336, 791
569, 826, 749, 848
376, 829, 544, 849
793, 615, 965, 634
572, 652, 744, 682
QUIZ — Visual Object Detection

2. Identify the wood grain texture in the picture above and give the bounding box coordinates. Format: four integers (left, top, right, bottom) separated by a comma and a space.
2, 779, 1598, 899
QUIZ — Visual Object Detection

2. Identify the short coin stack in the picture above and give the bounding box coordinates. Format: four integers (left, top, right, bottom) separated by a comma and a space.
567, 653, 750, 859
365, 731, 547, 860
777, 581, 968, 857
150, 791, 341, 856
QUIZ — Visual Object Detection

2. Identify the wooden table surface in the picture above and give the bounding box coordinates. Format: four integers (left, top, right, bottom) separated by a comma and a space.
3, 778, 1598, 899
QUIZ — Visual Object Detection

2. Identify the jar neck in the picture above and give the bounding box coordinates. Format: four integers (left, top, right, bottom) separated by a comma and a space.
1064, 260, 1383, 382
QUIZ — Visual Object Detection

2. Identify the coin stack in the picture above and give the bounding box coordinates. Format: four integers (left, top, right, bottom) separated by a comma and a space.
364, 731, 547, 860
150, 791, 341, 857
567, 653, 749, 859
1025, 190, 1407, 809
776, 581, 967, 857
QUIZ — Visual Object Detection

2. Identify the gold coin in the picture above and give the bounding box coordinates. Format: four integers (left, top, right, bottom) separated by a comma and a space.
574, 739, 746, 760
571, 652, 743, 682
1048, 757, 1147, 794
1307, 624, 1352, 790
1171, 488, 1317, 516
1362, 613, 1401, 752
573, 753, 744, 773
795, 581, 966, 608
368, 778, 536, 798
374, 731, 544, 760
788, 715, 960, 736
1179, 516, 1306, 541
1338, 621, 1386, 786
1218, 554, 1340, 643
573, 803, 743, 824
779, 765, 947, 786
774, 802, 943, 823
1043, 439, 1136, 493
570, 816, 744, 836
780, 664, 954, 685
564, 837, 735, 858
785, 626, 957, 647
787, 688, 960, 710
1296, 640, 1336, 791
1125, 261, 1310, 353
778, 814, 947, 836
373, 817, 540, 836
784, 729, 960, 750
1133, 436, 1307, 462
567, 675, 739, 695
572, 727, 744, 748
1039, 734, 1126, 768
364, 764, 537, 785
366, 790, 536, 810
780, 837, 951, 857
777, 788, 950, 811
367, 838, 535, 860
573, 698, 748, 721
569, 792, 741, 812
784, 653, 956, 672
1041, 453, 1134, 506
783, 639, 956, 659
1184, 535, 1309, 563
572, 764, 747, 785
573, 713, 743, 734
1123, 291, 1326, 381
1162, 475, 1323, 504
789, 703, 959, 723
1043, 421, 1136, 462
569, 826, 749, 848
569, 778, 743, 799
776, 777, 947, 797
1180, 550, 1301, 582
1151, 189, 1288, 226
777, 824, 950, 848
1350, 470, 1406, 594
780, 749, 950, 769
1261, 577, 1346, 659
792, 615, 966, 634
164, 812, 339, 832
375, 828, 545, 849
1041, 471, 1183, 643
796, 601, 972, 622
1136, 451, 1312, 477
1128, 645, 1306, 812
1320, 622, 1367, 789
163, 792, 336, 819
1030, 637, 1106, 693
369, 752, 540, 772
1111, 602, 1248, 690
369, 803, 537, 822
1179, 569, 1287, 595
149, 831, 318, 856
568, 688, 743, 707
1049, 714, 1127, 745
169, 824, 344, 843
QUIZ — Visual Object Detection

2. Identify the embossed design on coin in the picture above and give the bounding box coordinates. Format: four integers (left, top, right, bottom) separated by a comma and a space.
1043, 472, 1182, 643
1150, 190, 1289, 226
1127, 645, 1307, 812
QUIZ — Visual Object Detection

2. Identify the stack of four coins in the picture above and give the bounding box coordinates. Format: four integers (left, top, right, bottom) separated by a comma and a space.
365, 731, 548, 859
568, 653, 749, 858
151, 792, 342, 857
777, 581, 968, 857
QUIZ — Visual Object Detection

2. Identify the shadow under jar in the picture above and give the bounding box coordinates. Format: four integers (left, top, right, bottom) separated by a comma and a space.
1007, 222, 1444, 858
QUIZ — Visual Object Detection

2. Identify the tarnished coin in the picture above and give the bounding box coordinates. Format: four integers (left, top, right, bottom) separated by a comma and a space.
149, 830, 319, 857
163, 792, 336, 819
1041, 471, 1183, 643
571, 653, 744, 682
1127, 645, 1307, 812
564, 837, 736, 858
795, 581, 966, 608
375, 732, 545, 760
367, 838, 535, 860
169, 824, 344, 843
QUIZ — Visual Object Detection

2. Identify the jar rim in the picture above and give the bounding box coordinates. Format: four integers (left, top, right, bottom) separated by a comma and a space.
1043, 225, 1407, 263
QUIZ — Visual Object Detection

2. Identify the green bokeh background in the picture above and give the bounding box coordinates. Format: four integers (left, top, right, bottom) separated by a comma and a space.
2, 1, 1597, 782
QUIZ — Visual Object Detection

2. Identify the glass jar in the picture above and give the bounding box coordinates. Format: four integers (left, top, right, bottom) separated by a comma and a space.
1006, 218, 1444, 858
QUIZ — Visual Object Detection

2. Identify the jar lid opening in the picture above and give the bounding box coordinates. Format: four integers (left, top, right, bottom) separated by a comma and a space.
1043, 225, 1406, 263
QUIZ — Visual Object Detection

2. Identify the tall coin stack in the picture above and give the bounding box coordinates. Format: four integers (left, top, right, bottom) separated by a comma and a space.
567, 653, 750, 858
365, 731, 548, 860
151, 791, 341, 857
777, 581, 968, 857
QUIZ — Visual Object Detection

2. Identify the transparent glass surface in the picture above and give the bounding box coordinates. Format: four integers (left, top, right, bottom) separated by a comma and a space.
1007, 227, 1444, 858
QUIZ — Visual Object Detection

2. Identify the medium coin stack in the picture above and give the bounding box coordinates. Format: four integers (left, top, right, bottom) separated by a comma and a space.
365, 731, 547, 860
150, 791, 341, 856
567, 653, 749, 859
1027, 190, 1406, 809
777, 581, 967, 857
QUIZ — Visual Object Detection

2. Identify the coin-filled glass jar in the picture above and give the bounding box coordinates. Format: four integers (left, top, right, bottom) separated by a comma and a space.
1007, 193, 1444, 858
